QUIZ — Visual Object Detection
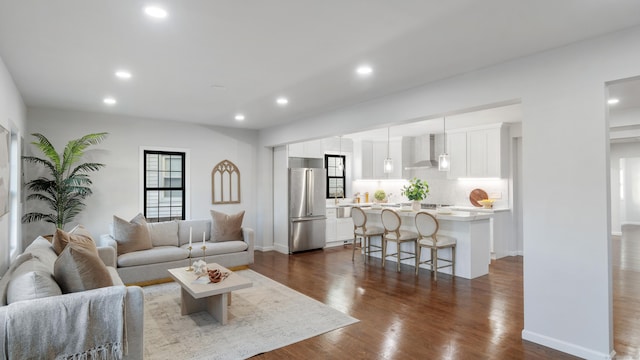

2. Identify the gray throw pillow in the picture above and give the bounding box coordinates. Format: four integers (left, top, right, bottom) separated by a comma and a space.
113, 213, 152, 255
210, 210, 245, 242
147, 220, 179, 247
0, 253, 34, 305
54, 239, 114, 293
7, 270, 62, 304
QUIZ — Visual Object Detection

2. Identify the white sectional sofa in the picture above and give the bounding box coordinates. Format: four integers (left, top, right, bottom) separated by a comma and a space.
99, 218, 254, 284
0, 236, 144, 359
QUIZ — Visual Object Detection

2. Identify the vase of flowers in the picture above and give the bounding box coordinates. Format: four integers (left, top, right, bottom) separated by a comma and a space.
401, 178, 429, 211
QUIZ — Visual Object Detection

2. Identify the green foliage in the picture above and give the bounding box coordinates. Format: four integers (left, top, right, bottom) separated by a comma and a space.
401, 177, 429, 201
22, 132, 108, 230
374, 189, 386, 201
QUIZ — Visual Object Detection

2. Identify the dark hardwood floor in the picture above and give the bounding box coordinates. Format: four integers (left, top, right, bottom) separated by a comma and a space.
248, 230, 640, 359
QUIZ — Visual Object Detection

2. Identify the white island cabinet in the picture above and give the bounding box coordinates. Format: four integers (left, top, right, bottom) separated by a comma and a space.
361, 208, 491, 279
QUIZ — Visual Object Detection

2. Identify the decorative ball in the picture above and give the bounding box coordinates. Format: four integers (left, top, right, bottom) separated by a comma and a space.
193, 260, 208, 277
208, 268, 229, 283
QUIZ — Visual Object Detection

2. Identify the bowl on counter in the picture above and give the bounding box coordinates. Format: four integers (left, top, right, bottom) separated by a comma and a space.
478, 199, 495, 209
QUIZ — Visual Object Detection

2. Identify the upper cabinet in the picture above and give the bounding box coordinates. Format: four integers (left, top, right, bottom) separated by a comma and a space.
447, 123, 509, 179
287, 139, 323, 158
447, 132, 468, 178
353, 138, 403, 179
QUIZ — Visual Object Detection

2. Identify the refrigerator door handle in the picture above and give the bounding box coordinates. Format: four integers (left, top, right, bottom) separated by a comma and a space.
305, 169, 312, 216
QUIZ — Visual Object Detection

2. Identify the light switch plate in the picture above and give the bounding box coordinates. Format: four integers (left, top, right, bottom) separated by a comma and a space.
490, 192, 502, 199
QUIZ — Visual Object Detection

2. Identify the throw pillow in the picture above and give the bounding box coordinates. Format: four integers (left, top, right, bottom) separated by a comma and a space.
54, 239, 114, 293
0, 253, 33, 306
147, 220, 179, 247
210, 210, 245, 242
51, 225, 94, 256
7, 270, 63, 304
113, 213, 152, 255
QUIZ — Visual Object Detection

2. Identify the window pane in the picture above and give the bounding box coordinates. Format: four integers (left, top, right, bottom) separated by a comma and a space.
145, 151, 185, 221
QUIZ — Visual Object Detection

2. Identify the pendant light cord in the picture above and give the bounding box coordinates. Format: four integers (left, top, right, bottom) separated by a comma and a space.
443, 117, 447, 153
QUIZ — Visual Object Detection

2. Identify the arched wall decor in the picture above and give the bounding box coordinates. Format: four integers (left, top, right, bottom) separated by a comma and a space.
212, 159, 241, 204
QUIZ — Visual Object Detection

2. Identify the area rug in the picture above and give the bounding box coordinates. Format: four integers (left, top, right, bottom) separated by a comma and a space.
142, 269, 358, 359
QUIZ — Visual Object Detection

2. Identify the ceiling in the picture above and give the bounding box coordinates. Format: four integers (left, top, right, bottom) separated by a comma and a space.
1, 1, 640, 130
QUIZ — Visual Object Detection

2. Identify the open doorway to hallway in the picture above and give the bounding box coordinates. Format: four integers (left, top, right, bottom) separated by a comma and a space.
607, 76, 640, 358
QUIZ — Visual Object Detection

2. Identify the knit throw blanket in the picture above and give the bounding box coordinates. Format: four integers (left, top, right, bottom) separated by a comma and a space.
3, 286, 127, 360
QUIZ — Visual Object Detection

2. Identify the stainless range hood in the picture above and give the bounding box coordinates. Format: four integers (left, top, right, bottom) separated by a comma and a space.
403, 134, 439, 170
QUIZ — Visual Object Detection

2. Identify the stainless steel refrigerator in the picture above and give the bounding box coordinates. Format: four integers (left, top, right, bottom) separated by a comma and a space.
288, 168, 326, 253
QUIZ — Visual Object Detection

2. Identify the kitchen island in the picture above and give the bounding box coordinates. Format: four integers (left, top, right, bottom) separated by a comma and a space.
361, 208, 491, 279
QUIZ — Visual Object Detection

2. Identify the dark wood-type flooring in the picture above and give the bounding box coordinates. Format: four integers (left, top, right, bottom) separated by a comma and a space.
248, 227, 640, 359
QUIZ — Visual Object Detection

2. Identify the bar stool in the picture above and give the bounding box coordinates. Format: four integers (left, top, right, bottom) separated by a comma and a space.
415, 211, 456, 280
381, 209, 418, 272
351, 207, 384, 262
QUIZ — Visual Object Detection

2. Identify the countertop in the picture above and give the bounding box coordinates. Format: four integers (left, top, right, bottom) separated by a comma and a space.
362, 208, 491, 222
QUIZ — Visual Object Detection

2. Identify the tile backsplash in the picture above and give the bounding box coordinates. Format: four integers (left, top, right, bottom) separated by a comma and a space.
351, 167, 509, 208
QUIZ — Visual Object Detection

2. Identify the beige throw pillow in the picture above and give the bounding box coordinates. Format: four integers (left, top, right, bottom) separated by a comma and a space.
210, 210, 244, 242
113, 213, 152, 255
51, 225, 94, 255
54, 239, 113, 293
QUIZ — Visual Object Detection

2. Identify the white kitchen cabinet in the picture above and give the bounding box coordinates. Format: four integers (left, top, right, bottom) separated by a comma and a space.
337, 217, 354, 241
287, 139, 324, 158
447, 131, 467, 179
326, 208, 337, 244
357, 139, 402, 179
447, 123, 508, 178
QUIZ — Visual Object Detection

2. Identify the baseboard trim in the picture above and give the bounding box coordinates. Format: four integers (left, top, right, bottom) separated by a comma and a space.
522, 329, 615, 360
255, 245, 275, 252
273, 243, 289, 254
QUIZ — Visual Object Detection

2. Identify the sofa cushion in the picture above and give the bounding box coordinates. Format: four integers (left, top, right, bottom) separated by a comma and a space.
117, 246, 188, 267
0, 253, 33, 306
6, 270, 62, 304
210, 210, 244, 242
52, 225, 94, 255
181, 241, 248, 257
54, 239, 114, 293
7, 255, 62, 304
178, 219, 211, 246
113, 214, 152, 255
147, 220, 179, 247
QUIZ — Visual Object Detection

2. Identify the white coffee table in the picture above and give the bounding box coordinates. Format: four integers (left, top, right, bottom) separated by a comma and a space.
167, 263, 252, 325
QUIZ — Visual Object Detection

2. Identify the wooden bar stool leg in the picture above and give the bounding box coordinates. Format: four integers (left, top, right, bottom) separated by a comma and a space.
382, 238, 387, 268
396, 242, 401, 272
433, 248, 438, 281
416, 244, 421, 275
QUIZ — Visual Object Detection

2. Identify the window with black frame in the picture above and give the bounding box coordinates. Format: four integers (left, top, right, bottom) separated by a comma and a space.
144, 150, 185, 222
325, 154, 346, 199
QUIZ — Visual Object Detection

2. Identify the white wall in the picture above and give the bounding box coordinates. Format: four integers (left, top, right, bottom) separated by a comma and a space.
24, 107, 261, 249
258, 26, 640, 359
0, 56, 26, 274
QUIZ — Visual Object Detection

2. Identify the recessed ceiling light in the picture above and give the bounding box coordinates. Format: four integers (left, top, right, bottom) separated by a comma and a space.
115, 70, 132, 79
235, 114, 245, 121
103, 97, 117, 105
608, 98, 620, 105
276, 97, 289, 106
144, 6, 168, 19
356, 65, 373, 76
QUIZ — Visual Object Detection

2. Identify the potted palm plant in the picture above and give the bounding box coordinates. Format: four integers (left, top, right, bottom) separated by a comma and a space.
401, 177, 429, 211
22, 132, 108, 231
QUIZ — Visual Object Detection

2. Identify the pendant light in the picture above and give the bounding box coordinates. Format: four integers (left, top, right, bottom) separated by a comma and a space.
337, 136, 344, 172
384, 127, 393, 173
439, 117, 450, 171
